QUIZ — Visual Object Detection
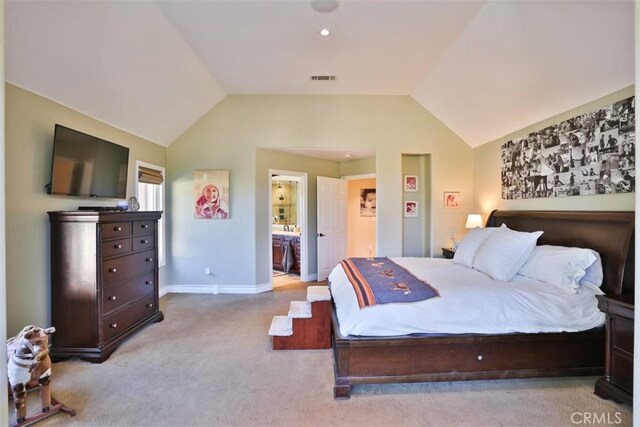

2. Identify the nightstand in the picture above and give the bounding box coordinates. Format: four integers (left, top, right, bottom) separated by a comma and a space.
594, 294, 633, 404
442, 248, 455, 259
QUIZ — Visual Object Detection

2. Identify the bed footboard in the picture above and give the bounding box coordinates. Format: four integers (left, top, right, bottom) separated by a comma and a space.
332, 311, 604, 399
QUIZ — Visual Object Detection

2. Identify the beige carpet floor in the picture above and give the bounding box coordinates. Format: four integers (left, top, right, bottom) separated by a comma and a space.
12, 282, 632, 427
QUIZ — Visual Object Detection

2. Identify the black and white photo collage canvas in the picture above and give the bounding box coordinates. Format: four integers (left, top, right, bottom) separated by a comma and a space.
501, 96, 635, 200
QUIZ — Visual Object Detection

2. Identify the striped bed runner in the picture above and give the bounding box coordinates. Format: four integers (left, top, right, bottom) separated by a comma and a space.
339, 257, 439, 308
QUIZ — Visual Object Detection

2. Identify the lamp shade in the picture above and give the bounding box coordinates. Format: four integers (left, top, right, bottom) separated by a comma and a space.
465, 214, 483, 229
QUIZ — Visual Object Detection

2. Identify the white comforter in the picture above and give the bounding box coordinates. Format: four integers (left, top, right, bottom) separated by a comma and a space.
329, 257, 605, 337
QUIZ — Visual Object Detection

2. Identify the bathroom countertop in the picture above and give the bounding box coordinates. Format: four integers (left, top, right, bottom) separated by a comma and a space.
273, 231, 301, 237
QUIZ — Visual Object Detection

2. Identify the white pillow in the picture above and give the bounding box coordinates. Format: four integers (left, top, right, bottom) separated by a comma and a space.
579, 251, 604, 289
473, 227, 543, 282
452, 225, 504, 268
518, 245, 598, 293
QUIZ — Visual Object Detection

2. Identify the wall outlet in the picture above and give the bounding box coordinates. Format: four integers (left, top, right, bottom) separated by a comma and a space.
205, 267, 211, 275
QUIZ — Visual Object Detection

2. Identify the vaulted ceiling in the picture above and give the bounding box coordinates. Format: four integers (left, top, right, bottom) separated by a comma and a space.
5, 1, 635, 148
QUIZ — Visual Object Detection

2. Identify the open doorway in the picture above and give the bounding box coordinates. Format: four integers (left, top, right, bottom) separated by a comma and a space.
344, 174, 377, 258
269, 170, 308, 289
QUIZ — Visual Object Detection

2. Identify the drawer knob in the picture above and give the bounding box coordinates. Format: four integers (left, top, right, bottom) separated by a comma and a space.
108, 296, 117, 301
109, 268, 117, 273
146, 303, 154, 308
145, 280, 153, 286
114, 244, 122, 249
477, 355, 483, 361
141, 239, 148, 244
110, 323, 118, 329
142, 224, 149, 229
146, 257, 153, 262
115, 226, 122, 231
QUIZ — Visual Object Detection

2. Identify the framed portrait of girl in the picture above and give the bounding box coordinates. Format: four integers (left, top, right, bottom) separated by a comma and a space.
194, 170, 230, 219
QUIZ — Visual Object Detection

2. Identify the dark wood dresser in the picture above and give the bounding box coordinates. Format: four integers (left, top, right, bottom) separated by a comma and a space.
595, 294, 633, 404
48, 210, 164, 363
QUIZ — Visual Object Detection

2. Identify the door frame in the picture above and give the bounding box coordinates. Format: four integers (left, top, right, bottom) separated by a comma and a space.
268, 169, 309, 286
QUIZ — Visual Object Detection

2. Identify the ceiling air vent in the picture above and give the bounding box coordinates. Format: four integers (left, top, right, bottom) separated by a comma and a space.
310, 75, 336, 81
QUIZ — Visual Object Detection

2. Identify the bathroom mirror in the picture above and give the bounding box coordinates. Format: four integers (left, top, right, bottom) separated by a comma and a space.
272, 180, 298, 226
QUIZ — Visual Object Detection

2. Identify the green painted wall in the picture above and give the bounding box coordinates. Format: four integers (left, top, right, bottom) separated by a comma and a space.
257, 149, 341, 281
167, 95, 473, 289
5, 83, 167, 334
473, 85, 635, 219
0, 4, 7, 421
341, 157, 375, 176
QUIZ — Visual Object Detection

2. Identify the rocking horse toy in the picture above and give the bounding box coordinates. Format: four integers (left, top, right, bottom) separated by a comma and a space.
7, 325, 75, 426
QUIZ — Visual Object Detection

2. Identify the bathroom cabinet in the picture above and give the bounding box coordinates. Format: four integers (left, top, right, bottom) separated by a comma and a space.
272, 234, 301, 274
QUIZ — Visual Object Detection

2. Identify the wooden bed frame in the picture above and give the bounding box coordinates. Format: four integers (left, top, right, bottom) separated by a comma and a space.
332, 210, 635, 399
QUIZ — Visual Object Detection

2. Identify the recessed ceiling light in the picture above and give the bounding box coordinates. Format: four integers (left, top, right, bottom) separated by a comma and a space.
320, 28, 330, 37
344, 153, 352, 158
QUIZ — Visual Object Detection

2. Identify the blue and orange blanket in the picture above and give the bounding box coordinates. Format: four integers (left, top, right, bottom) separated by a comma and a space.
339, 257, 439, 308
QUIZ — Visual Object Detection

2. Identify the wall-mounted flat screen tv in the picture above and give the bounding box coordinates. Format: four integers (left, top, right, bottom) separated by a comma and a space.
48, 124, 129, 198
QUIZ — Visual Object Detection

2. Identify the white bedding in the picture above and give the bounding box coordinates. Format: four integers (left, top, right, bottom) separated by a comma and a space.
329, 257, 605, 337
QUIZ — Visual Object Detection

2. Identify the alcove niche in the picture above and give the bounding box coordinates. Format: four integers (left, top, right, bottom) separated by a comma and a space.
402, 154, 431, 257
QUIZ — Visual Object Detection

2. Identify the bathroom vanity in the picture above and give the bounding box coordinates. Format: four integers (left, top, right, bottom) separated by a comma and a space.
273, 232, 301, 274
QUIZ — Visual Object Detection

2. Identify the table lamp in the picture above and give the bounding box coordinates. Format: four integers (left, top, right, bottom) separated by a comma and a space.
465, 214, 483, 229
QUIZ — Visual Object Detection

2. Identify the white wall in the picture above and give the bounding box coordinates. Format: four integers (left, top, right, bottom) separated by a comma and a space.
167, 95, 473, 290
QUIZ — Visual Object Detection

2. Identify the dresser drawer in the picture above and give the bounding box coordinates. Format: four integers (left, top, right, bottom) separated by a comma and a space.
612, 351, 634, 393
133, 234, 155, 252
101, 238, 132, 258
102, 296, 156, 342
613, 317, 634, 354
133, 221, 155, 236
102, 250, 156, 286
102, 272, 155, 315
102, 222, 132, 239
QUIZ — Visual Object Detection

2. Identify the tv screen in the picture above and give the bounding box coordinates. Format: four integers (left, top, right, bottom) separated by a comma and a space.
48, 124, 129, 198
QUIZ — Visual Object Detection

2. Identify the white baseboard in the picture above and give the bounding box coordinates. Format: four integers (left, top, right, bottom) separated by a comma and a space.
160, 283, 272, 296
255, 282, 272, 293
161, 284, 219, 296
218, 284, 266, 294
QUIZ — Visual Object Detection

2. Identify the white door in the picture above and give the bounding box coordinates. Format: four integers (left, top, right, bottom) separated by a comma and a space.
317, 176, 347, 281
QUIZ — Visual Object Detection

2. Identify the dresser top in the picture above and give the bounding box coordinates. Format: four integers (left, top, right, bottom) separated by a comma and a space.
48, 210, 162, 222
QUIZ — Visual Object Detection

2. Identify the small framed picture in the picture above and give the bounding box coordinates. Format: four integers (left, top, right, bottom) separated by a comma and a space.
444, 191, 460, 209
404, 201, 418, 217
404, 175, 418, 192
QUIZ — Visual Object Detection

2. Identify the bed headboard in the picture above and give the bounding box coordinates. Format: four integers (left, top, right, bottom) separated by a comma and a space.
486, 210, 634, 296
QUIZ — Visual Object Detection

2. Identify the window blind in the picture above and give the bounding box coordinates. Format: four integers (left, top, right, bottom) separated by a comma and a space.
138, 166, 164, 185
